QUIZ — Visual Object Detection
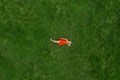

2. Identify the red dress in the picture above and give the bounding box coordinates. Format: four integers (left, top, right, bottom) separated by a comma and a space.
57, 38, 68, 46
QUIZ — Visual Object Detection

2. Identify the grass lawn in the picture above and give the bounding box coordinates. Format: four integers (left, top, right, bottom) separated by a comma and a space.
0, 0, 120, 80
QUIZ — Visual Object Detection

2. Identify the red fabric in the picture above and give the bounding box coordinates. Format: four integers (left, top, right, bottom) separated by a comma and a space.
58, 38, 68, 46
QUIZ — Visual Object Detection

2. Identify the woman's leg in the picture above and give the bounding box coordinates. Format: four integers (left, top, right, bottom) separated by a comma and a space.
50, 38, 60, 43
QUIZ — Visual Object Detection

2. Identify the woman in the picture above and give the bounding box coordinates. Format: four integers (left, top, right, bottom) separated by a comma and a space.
50, 38, 72, 46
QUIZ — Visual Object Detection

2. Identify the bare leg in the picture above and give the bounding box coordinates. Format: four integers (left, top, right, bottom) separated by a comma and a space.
50, 38, 60, 43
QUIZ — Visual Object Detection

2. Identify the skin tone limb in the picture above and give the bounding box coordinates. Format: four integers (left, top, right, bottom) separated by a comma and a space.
50, 38, 60, 43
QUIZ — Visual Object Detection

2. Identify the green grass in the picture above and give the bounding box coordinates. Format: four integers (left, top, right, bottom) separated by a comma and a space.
0, 0, 120, 80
